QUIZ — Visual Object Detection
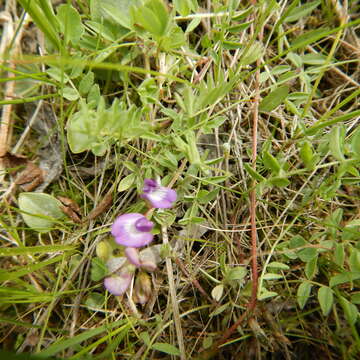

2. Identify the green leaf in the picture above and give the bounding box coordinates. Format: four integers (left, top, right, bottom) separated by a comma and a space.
337, 295, 359, 326
297, 282, 312, 309
79, 71, 94, 95
140, 331, 151, 346
18, 193, 65, 233
133, 0, 169, 38
268, 176, 290, 187
329, 125, 345, 161
227, 21, 253, 33
305, 256, 318, 279
284, 0, 321, 23
318, 286, 333, 316
262, 151, 281, 173
211, 284, 224, 302
118, 173, 136, 192
90, 258, 108, 282
244, 163, 265, 182
203, 116, 227, 133
301, 53, 328, 65
153, 210, 176, 227
99, 0, 133, 29
202, 336, 213, 349
67, 99, 147, 155
290, 235, 307, 248
57, 4, 84, 45
299, 141, 315, 169
258, 288, 278, 300
349, 250, 360, 273
263, 273, 283, 280
185, 131, 201, 164
62, 87, 79, 101
0, 245, 75, 257
259, 85, 289, 112
351, 293, 360, 305
267, 262, 290, 270
291, 28, 330, 50
185, 17, 201, 33
85, 293, 105, 309
226, 267, 247, 282
38, 319, 130, 357
46, 67, 70, 83
240, 42, 263, 66
152, 343, 181, 356
209, 303, 229, 317
298, 247, 317, 262
346, 219, 360, 227
334, 243, 345, 267
173, 0, 197, 16
17, 0, 60, 49
351, 127, 360, 157
329, 272, 360, 288
0, 255, 64, 281
222, 40, 243, 50
202, 176, 230, 184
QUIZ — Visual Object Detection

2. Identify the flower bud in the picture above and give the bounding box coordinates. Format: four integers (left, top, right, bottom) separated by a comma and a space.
133, 272, 152, 304
96, 241, 111, 260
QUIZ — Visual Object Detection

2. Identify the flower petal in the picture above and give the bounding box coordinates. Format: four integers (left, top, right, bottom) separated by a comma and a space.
141, 179, 177, 209
104, 270, 133, 296
143, 178, 158, 192
125, 247, 142, 267
141, 187, 177, 208
111, 213, 154, 248
135, 217, 154, 232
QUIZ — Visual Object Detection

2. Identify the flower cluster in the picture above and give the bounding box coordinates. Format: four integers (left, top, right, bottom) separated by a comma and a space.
103, 179, 176, 298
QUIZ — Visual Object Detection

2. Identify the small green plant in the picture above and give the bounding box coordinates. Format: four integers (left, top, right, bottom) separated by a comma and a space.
1, 0, 360, 359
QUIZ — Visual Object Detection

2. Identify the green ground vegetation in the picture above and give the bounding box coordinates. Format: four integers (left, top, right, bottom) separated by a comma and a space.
0, 0, 360, 359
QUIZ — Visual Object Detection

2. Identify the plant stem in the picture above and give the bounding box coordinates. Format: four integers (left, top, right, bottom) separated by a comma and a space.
162, 225, 186, 360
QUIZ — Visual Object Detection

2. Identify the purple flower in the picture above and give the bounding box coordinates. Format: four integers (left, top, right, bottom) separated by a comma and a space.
111, 213, 154, 248
140, 178, 177, 209
104, 267, 134, 296
125, 247, 157, 272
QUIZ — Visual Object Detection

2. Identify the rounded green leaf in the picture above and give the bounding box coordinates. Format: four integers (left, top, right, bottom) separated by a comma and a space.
263, 273, 283, 280
152, 343, 180, 356
18, 192, 65, 233
329, 125, 345, 161
259, 85, 289, 112
268, 262, 290, 270
258, 288, 278, 300
211, 284, 224, 302
351, 127, 360, 157
300, 141, 315, 169
118, 173, 136, 192
263, 151, 281, 173
318, 286, 333, 316
57, 4, 84, 44
297, 282, 312, 309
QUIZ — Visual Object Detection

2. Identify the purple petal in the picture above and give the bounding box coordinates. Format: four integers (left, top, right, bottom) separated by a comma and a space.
111, 213, 154, 248
125, 247, 142, 267
104, 271, 133, 296
141, 186, 177, 209
135, 217, 154, 232
143, 179, 158, 193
